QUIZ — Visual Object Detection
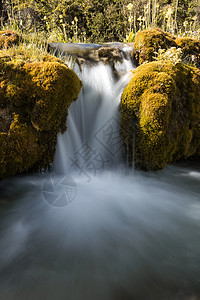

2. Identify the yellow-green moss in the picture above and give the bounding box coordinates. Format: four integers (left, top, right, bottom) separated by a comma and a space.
121, 60, 200, 170
0, 49, 82, 179
132, 28, 200, 68
176, 37, 200, 67
132, 28, 176, 65
0, 30, 19, 49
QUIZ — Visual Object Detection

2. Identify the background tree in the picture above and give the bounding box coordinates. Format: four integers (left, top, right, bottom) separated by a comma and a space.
1, 0, 200, 42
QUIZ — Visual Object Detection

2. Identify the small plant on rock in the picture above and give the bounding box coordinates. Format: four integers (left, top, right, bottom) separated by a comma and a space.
154, 47, 182, 65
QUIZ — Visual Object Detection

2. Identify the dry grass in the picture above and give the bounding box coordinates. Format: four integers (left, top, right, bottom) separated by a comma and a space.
0, 42, 48, 63
0, 28, 49, 63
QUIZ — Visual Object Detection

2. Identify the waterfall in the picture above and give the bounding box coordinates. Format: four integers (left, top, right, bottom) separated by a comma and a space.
0, 44, 200, 300
53, 49, 134, 178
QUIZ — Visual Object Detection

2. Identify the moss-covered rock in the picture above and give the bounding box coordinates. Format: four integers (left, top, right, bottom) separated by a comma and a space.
132, 28, 176, 65
121, 60, 200, 170
175, 37, 200, 67
132, 28, 200, 68
0, 51, 82, 179
0, 30, 19, 49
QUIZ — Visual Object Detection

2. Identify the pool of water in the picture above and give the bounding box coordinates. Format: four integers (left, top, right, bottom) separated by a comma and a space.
0, 163, 200, 300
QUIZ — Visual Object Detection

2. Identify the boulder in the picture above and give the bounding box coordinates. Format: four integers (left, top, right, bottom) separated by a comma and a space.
0, 52, 82, 179
121, 60, 200, 170
132, 28, 200, 68
175, 37, 200, 68
132, 28, 176, 65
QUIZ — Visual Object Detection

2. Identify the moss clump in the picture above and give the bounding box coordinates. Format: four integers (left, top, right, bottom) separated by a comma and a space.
121, 60, 200, 170
176, 37, 200, 67
132, 28, 200, 68
0, 49, 82, 179
0, 30, 19, 49
132, 28, 176, 65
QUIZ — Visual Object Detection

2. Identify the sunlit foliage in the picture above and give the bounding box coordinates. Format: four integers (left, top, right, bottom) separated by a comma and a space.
0, 0, 200, 42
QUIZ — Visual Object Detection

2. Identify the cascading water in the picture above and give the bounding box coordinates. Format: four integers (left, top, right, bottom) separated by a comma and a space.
53, 55, 133, 176
0, 44, 200, 300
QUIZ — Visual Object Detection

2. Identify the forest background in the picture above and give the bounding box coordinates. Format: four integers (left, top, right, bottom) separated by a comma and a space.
0, 0, 200, 43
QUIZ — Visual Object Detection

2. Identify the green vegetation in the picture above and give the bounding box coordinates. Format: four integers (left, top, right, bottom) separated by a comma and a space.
121, 60, 200, 170
121, 27, 200, 171
0, 30, 82, 178
0, 2, 200, 176
0, 0, 200, 43
132, 28, 176, 64
132, 28, 200, 67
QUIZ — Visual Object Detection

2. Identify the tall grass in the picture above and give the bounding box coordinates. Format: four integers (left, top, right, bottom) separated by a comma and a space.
126, 0, 200, 42
1, 0, 200, 45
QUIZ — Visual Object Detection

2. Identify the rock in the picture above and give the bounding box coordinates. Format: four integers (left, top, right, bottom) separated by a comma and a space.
176, 37, 200, 68
120, 60, 200, 170
132, 28, 200, 68
48, 42, 100, 63
97, 46, 122, 62
48, 42, 128, 66
0, 52, 82, 179
0, 30, 19, 49
48, 42, 131, 79
132, 28, 176, 66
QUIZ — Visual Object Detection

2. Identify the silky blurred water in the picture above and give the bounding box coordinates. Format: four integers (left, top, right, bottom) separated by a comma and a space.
0, 165, 200, 300
0, 46, 200, 300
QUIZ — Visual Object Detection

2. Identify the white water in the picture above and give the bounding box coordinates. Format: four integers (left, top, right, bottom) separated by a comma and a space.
53, 59, 133, 176
0, 51, 200, 300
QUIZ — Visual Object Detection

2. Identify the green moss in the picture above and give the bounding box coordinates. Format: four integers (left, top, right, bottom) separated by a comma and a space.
0, 49, 82, 179
121, 60, 200, 170
132, 28, 200, 68
132, 28, 176, 65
